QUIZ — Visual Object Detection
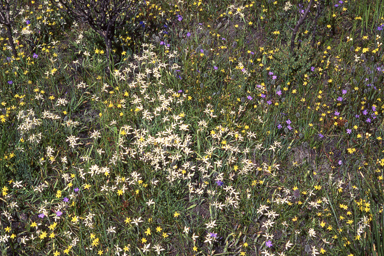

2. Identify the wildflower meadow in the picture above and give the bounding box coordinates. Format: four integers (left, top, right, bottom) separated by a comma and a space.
1, 0, 384, 255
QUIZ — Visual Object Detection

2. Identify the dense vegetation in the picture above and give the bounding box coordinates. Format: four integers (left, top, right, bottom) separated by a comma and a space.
1, 0, 384, 255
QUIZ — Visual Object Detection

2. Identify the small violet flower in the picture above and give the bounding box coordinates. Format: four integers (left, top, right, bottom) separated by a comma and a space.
216, 180, 224, 186
209, 233, 218, 238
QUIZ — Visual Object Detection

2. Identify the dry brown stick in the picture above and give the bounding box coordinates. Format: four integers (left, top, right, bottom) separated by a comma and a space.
290, 0, 314, 54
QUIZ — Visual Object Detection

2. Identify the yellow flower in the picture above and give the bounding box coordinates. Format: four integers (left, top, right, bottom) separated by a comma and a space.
145, 228, 151, 236
162, 232, 168, 238
141, 238, 147, 243
156, 226, 162, 232
174, 212, 180, 218
39, 231, 47, 239
193, 246, 198, 251
320, 248, 326, 254
98, 250, 103, 255
117, 190, 123, 196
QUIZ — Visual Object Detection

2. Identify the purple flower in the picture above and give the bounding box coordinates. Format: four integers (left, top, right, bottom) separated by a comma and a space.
247, 95, 253, 100
334, 111, 340, 116
287, 125, 292, 130
166, 44, 170, 47
56, 211, 62, 217
266, 240, 273, 248
200, 49, 204, 53
267, 100, 272, 105
250, 51, 254, 55
63, 197, 69, 202
311, 66, 315, 72
177, 15, 183, 21
26, 20, 30, 25
277, 124, 282, 129
276, 90, 282, 96
337, 97, 343, 101
319, 133, 324, 138
33, 53, 38, 58
178, 90, 183, 93
355, 114, 360, 118
342, 89, 347, 94
214, 66, 218, 70
363, 110, 368, 115
216, 180, 223, 186
378, 26, 383, 31
74, 187, 79, 192
261, 94, 266, 98
160, 41, 164, 45
209, 233, 217, 238
272, 75, 277, 80
186, 32, 191, 37
339, 1, 343, 3
286, 119, 291, 125
335, 4, 339, 7
338, 160, 342, 165
268, 72, 274, 75
8, 81, 12, 84
38, 213, 45, 218
366, 118, 371, 123
372, 106, 376, 111
347, 129, 352, 134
